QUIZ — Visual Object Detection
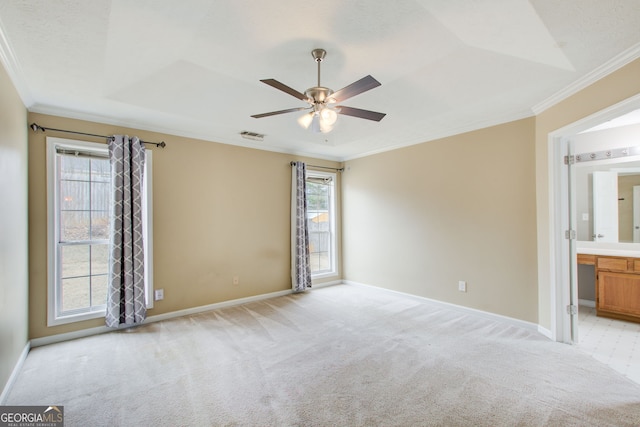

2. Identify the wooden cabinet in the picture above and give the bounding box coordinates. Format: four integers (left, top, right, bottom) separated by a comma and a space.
577, 254, 596, 265
598, 271, 640, 321
586, 255, 640, 323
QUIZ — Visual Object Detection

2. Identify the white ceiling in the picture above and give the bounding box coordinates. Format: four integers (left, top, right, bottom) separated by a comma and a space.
1, 1, 639, 161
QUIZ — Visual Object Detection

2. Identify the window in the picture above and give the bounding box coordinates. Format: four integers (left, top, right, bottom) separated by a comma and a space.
47, 137, 153, 326
306, 170, 336, 277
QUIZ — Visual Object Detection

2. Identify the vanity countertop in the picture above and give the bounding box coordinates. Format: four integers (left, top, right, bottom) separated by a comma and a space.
576, 241, 640, 257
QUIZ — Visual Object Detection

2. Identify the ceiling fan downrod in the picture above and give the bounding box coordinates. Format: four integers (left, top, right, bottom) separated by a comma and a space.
311, 48, 326, 87
305, 49, 333, 105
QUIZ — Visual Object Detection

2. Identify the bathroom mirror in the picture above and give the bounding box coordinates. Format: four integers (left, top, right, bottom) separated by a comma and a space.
575, 160, 640, 242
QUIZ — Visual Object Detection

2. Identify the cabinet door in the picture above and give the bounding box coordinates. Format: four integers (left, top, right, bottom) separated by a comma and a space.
598, 271, 640, 318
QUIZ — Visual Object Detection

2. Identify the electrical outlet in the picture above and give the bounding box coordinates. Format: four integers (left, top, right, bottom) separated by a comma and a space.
154, 289, 164, 300
233, 276, 239, 285
458, 281, 467, 292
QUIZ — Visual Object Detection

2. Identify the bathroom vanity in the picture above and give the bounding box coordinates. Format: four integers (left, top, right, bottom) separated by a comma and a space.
578, 250, 640, 323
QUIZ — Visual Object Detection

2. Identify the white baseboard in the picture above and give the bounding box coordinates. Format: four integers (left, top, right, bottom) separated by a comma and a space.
343, 280, 542, 335
0, 341, 30, 405
145, 289, 294, 323
579, 299, 596, 308
31, 280, 344, 348
31, 288, 297, 347
537, 325, 553, 340
30, 278, 542, 348
312, 279, 342, 289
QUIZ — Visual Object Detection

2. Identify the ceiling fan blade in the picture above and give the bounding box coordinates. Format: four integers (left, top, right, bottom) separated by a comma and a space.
251, 106, 310, 119
331, 75, 381, 103
337, 106, 386, 122
260, 79, 308, 101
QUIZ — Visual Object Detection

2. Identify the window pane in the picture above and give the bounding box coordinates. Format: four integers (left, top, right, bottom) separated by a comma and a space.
306, 176, 333, 275
91, 274, 108, 307
318, 251, 330, 271
61, 245, 90, 278
90, 158, 110, 182
91, 244, 109, 276
307, 182, 329, 211
91, 181, 110, 211
60, 211, 90, 241
60, 156, 90, 181
60, 180, 89, 211
310, 253, 320, 272
307, 183, 320, 210
91, 211, 110, 240
61, 276, 90, 312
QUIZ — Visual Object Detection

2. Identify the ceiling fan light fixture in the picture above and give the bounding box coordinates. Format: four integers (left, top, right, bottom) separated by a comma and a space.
320, 107, 338, 126
310, 113, 322, 133
319, 119, 334, 133
298, 111, 314, 129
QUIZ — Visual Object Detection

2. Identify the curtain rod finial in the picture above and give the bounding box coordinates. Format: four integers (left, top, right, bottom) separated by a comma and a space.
30, 123, 43, 132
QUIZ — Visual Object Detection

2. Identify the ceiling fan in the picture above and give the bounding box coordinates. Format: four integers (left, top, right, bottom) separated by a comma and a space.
251, 48, 386, 133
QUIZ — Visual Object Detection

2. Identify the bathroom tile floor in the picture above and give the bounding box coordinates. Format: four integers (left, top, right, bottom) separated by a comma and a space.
577, 305, 640, 385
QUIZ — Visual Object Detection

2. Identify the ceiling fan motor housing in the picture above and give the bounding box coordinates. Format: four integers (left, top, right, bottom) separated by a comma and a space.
311, 48, 326, 62
305, 87, 334, 104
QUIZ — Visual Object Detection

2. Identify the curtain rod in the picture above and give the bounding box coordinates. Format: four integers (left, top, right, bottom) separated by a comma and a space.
290, 161, 344, 172
29, 123, 166, 148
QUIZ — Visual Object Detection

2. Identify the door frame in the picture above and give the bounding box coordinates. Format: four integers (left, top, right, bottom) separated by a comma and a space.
633, 186, 640, 242
548, 93, 640, 343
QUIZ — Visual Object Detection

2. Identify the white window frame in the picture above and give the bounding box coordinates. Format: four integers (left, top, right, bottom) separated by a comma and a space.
46, 137, 153, 326
306, 170, 337, 278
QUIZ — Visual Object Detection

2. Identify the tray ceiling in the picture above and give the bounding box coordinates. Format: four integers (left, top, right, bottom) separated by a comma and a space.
1, 1, 639, 160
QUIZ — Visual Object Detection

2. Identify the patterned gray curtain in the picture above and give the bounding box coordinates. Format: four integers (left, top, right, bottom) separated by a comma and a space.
291, 161, 312, 292
105, 135, 147, 327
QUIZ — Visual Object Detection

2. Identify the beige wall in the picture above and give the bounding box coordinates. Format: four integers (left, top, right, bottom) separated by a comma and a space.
342, 118, 538, 322
0, 62, 29, 394
12, 55, 640, 349
28, 112, 342, 339
535, 58, 640, 331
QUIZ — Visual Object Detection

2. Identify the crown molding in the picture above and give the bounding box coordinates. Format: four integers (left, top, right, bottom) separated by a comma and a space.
342, 109, 534, 161
0, 17, 33, 107
532, 42, 640, 115
28, 103, 345, 162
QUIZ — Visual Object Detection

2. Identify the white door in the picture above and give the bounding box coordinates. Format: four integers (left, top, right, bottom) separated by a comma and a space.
567, 140, 578, 344
634, 186, 640, 242
592, 171, 619, 242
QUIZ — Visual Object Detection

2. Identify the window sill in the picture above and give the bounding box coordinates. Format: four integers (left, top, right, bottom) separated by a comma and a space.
48, 309, 105, 327
311, 271, 338, 280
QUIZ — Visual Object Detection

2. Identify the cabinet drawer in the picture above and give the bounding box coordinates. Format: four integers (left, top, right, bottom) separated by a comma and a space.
578, 254, 596, 265
597, 257, 629, 271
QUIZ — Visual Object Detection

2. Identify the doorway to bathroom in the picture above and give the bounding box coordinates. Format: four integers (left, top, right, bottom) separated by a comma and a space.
551, 95, 640, 384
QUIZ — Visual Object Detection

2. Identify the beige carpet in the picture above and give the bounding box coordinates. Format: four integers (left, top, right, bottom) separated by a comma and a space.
7, 284, 640, 426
